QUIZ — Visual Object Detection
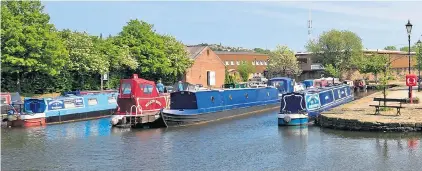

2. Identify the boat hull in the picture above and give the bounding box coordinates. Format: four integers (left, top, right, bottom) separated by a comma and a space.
161, 103, 279, 127
46, 109, 114, 124
7, 113, 46, 127
110, 110, 164, 128
278, 114, 308, 126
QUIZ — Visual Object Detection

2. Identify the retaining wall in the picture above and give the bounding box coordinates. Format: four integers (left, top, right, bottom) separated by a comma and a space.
316, 115, 422, 132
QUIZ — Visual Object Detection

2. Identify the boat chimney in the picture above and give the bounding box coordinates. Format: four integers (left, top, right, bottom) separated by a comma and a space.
133, 74, 138, 79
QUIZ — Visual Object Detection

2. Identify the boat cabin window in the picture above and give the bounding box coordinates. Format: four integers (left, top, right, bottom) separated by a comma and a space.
108, 96, 116, 104
142, 84, 154, 94
88, 98, 98, 106
121, 82, 132, 95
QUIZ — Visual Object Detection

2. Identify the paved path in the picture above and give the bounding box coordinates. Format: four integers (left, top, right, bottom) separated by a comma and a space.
321, 86, 422, 126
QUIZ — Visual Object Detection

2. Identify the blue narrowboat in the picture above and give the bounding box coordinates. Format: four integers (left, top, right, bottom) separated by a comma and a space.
160, 87, 279, 127
302, 80, 315, 89
278, 84, 354, 126
267, 77, 295, 97
5, 90, 118, 127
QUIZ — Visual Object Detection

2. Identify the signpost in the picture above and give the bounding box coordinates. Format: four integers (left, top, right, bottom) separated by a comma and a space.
406, 74, 417, 104
101, 73, 109, 91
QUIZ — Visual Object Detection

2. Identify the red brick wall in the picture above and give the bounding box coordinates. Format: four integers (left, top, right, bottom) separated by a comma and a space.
217, 53, 269, 73
184, 47, 226, 88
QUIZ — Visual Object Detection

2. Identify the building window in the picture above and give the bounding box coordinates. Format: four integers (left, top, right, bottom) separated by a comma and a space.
260, 61, 263, 65
264, 61, 268, 65
252, 61, 255, 65
256, 61, 260, 65
236, 61, 240, 65
298, 58, 308, 64
225, 61, 229, 65
231, 61, 234, 65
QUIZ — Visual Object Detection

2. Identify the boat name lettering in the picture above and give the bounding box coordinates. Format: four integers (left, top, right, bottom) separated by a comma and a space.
145, 99, 162, 107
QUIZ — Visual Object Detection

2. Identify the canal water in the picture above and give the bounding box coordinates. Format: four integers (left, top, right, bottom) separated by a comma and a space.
2, 108, 421, 171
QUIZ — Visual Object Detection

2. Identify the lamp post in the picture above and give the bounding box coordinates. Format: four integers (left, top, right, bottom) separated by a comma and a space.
406, 20, 413, 98
417, 39, 422, 92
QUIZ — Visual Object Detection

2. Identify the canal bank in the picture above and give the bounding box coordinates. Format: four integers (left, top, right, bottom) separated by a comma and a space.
317, 87, 422, 132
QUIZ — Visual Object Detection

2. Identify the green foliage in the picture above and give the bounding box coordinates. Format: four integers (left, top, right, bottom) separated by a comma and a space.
400, 46, 417, 52
114, 19, 192, 83
415, 44, 422, 71
324, 64, 338, 78
1, 1, 68, 91
253, 48, 271, 54
306, 29, 363, 79
237, 62, 255, 82
161, 34, 193, 83
60, 30, 109, 74
0, 2, 192, 94
356, 54, 389, 83
384, 46, 397, 50
267, 45, 301, 77
224, 68, 236, 85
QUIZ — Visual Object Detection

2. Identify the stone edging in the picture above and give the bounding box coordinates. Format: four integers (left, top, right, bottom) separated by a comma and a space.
316, 115, 422, 132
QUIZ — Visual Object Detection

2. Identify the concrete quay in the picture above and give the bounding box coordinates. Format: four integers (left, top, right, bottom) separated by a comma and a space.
317, 87, 422, 132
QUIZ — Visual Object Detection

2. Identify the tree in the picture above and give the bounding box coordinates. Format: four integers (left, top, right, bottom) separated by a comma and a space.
60, 30, 109, 74
224, 68, 235, 85
237, 61, 255, 82
253, 48, 271, 54
114, 19, 192, 84
356, 54, 389, 84
400, 46, 418, 52
415, 43, 422, 73
384, 46, 397, 50
1, 1, 68, 92
306, 29, 363, 80
161, 35, 193, 84
267, 45, 302, 77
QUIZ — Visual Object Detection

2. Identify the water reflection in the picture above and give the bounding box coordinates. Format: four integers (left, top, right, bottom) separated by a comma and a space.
2, 111, 422, 171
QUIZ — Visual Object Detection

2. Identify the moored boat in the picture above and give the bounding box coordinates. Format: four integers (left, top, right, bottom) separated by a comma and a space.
110, 74, 170, 128
267, 77, 295, 97
160, 87, 279, 127
278, 84, 354, 126
4, 90, 118, 127
278, 92, 308, 126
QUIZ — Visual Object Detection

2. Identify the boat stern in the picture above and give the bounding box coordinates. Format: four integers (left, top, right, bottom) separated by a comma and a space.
278, 113, 308, 126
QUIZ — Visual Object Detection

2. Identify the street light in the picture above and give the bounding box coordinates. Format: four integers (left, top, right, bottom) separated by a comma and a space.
417, 39, 422, 92
406, 20, 413, 98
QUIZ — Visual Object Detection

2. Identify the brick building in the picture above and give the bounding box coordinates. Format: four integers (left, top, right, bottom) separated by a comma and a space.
215, 51, 269, 77
296, 49, 417, 81
183, 46, 226, 88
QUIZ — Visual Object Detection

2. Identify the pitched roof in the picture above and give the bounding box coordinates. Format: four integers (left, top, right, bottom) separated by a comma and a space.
185, 46, 207, 59
214, 51, 267, 56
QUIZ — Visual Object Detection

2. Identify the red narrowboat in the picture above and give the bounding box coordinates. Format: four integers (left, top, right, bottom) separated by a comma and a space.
110, 74, 169, 128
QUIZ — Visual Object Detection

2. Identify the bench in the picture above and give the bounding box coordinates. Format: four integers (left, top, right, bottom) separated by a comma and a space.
369, 98, 406, 116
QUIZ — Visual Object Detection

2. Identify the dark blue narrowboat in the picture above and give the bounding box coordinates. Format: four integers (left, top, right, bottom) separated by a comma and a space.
267, 77, 295, 97
160, 87, 279, 127
278, 84, 354, 126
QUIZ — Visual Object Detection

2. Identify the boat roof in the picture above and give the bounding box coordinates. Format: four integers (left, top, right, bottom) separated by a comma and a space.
269, 77, 292, 81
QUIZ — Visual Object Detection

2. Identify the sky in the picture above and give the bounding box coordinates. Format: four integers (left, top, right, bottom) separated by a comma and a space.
43, 1, 422, 52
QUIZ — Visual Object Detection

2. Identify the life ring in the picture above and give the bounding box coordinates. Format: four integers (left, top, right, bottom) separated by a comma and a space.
284, 116, 291, 123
